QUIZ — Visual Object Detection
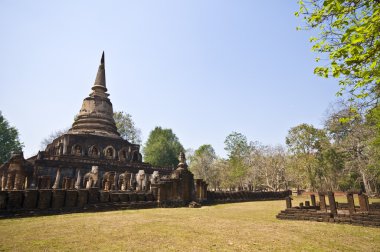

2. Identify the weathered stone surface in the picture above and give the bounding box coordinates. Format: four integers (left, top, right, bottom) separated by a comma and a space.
52, 189, 66, 209
65, 190, 78, 208
118, 193, 129, 202
310, 194, 316, 206
38, 190, 52, 209
100, 191, 110, 203
88, 188, 99, 204
0, 191, 7, 209
358, 193, 369, 212
347, 193, 355, 214
128, 192, 137, 202
110, 193, 120, 202
77, 189, 88, 208
318, 192, 327, 211
8, 190, 23, 209
286, 196, 292, 209
23, 190, 38, 209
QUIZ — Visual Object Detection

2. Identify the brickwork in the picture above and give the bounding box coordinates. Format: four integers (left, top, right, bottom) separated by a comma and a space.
277, 192, 380, 228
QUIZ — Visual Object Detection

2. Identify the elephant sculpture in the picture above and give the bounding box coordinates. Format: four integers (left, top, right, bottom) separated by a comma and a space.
136, 170, 147, 192
102, 171, 118, 191
150, 171, 160, 185
118, 171, 132, 191
83, 166, 99, 188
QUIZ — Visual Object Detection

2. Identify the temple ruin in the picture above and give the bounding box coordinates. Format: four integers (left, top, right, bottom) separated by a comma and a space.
0, 53, 288, 216
277, 191, 380, 227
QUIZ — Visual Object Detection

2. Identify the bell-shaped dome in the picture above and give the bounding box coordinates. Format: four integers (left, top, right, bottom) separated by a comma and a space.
68, 52, 121, 138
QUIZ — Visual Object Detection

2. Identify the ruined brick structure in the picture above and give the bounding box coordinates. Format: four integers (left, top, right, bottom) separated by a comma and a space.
277, 191, 380, 228
0, 53, 288, 216
0, 53, 207, 213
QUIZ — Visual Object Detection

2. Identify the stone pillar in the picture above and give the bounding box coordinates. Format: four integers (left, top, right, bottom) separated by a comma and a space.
318, 192, 327, 211
346, 193, 355, 215
75, 170, 81, 189
327, 191, 337, 215
13, 173, 25, 190
158, 183, 167, 203
310, 194, 316, 207
358, 193, 369, 212
203, 182, 208, 200
1, 174, 6, 191
151, 185, 159, 201
6, 174, 14, 190
52, 168, 61, 189
285, 196, 292, 209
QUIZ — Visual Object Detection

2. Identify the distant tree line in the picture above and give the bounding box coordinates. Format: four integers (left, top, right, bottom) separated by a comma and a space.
188, 102, 380, 195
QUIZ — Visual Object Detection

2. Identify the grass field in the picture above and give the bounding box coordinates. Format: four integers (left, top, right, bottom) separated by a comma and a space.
0, 196, 379, 251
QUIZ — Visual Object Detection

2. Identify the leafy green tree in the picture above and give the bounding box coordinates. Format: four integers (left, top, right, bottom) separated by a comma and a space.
143, 126, 184, 167
325, 106, 377, 193
113, 111, 142, 144
224, 132, 251, 189
297, 0, 380, 105
189, 144, 216, 179
286, 124, 329, 190
0, 112, 23, 163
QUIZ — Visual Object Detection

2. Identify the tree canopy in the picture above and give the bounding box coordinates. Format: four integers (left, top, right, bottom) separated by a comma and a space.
189, 144, 217, 184
113, 111, 142, 144
0, 112, 23, 163
297, 0, 380, 105
143, 126, 184, 167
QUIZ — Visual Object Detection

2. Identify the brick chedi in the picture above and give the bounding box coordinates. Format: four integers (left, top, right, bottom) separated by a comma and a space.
0, 52, 174, 194
69, 52, 120, 139
0, 53, 287, 215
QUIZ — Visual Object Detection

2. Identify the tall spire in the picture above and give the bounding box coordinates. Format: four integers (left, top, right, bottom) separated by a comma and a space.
91, 51, 108, 97
68, 52, 121, 138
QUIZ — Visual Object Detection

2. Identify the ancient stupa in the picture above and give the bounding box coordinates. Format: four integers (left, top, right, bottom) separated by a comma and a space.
0, 52, 173, 190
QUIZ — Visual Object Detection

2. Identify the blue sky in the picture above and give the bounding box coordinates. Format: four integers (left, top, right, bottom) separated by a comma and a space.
0, 1, 340, 158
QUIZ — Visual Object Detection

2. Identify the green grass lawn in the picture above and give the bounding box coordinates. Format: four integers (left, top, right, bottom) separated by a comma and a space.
0, 196, 379, 251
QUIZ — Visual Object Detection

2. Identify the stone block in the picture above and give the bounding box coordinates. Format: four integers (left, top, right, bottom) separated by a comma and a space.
65, 190, 78, 208
8, 190, 23, 209
52, 189, 66, 209
286, 196, 292, 209
128, 192, 137, 202
110, 193, 120, 202
38, 190, 52, 209
100, 191, 110, 203
0, 191, 7, 209
88, 188, 99, 204
310, 194, 316, 206
327, 191, 337, 215
23, 190, 38, 209
118, 193, 129, 202
137, 193, 146, 202
145, 193, 154, 201
77, 189, 88, 208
